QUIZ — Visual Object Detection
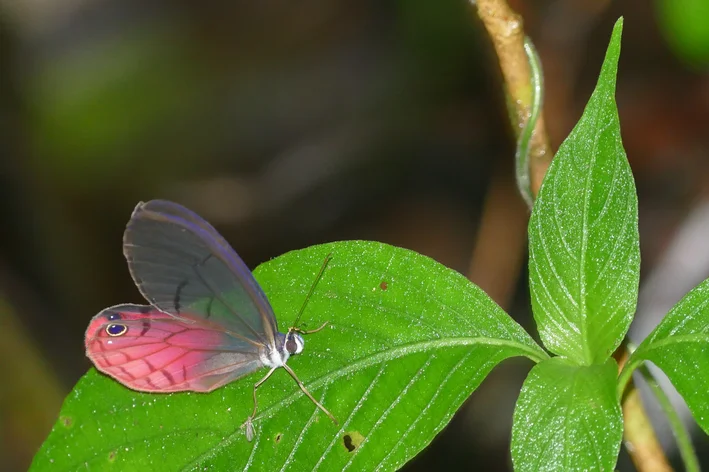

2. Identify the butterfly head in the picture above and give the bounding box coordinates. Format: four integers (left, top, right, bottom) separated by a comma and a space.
285, 330, 305, 356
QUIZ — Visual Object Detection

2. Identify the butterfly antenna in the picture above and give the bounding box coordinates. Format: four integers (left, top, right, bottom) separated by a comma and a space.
290, 253, 333, 330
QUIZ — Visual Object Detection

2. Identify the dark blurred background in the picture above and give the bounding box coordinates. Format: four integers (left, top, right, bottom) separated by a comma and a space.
1, 0, 708, 470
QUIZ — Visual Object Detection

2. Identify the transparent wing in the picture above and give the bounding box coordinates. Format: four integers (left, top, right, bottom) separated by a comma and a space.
123, 200, 278, 349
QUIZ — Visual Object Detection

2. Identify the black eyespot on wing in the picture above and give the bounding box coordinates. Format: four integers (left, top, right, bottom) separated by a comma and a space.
106, 324, 128, 336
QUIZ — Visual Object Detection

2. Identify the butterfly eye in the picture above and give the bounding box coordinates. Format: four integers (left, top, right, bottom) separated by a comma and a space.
285, 333, 304, 355
106, 323, 128, 337
285, 337, 297, 354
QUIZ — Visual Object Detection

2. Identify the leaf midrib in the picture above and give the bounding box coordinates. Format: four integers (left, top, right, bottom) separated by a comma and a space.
183, 335, 547, 469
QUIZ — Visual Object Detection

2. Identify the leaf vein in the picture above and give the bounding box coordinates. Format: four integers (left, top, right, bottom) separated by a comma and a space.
369, 350, 472, 471
279, 385, 331, 472
311, 364, 387, 471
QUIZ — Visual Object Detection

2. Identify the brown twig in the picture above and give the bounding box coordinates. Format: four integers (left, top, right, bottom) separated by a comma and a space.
465, 0, 550, 305
622, 388, 674, 471
466, 172, 527, 307
474, 0, 552, 197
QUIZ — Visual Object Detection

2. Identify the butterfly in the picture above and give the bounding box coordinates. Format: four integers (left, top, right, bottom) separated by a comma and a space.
84, 200, 337, 438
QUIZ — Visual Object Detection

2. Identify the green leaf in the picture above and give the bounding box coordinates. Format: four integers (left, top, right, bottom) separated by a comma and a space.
627, 276, 709, 434
32, 241, 546, 471
511, 358, 622, 472
528, 18, 639, 365
30, 23, 201, 187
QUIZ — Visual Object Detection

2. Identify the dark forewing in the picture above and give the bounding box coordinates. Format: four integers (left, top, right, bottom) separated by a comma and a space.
123, 200, 278, 348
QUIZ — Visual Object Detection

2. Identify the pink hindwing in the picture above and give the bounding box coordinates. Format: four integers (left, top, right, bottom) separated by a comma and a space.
85, 304, 264, 392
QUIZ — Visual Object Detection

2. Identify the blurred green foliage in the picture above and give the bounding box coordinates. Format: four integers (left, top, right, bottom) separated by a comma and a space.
30, 23, 201, 187
656, 0, 709, 68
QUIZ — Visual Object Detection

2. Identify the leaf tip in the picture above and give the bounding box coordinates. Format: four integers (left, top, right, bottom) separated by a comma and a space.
601, 17, 624, 80
614, 16, 624, 33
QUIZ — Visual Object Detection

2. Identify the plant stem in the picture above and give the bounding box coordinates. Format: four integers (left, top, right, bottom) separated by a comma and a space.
473, 0, 552, 200
617, 355, 639, 400
514, 37, 543, 209
615, 345, 673, 472
622, 386, 674, 472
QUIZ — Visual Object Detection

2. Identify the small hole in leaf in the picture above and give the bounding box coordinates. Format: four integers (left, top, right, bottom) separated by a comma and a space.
380, 281, 388, 291
343, 435, 354, 452
275, 433, 283, 444
342, 431, 364, 452
60, 416, 73, 428
108, 450, 117, 462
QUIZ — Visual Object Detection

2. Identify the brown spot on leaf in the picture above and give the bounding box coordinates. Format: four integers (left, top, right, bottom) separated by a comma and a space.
342, 431, 365, 452
60, 416, 73, 428
275, 433, 283, 444
380, 281, 388, 291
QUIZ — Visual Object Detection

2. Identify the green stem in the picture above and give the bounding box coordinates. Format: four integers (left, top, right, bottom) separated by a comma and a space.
515, 36, 543, 208
617, 355, 639, 400
637, 364, 700, 472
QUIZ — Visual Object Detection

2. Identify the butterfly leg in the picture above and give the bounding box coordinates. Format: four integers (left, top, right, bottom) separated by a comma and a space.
282, 363, 338, 425
242, 366, 278, 440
